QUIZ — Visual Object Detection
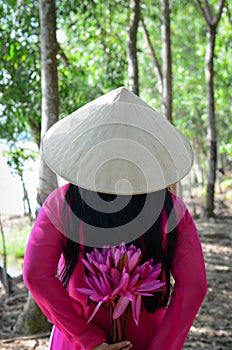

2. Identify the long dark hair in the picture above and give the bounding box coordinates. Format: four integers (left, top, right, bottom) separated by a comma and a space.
59, 184, 177, 312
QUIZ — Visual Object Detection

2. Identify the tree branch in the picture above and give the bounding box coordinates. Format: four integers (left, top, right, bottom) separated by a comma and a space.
225, 1, 232, 27
196, 0, 226, 28
140, 17, 163, 91
204, 0, 213, 21
213, 0, 226, 27
196, 0, 212, 25
56, 42, 70, 66
1, 332, 50, 343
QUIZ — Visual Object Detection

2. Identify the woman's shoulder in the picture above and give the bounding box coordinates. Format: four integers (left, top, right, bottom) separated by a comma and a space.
168, 190, 187, 212
43, 183, 70, 205
168, 191, 194, 232
41, 183, 71, 221
38, 183, 72, 236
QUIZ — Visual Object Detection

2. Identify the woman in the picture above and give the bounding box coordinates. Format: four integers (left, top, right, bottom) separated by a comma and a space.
23, 87, 207, 350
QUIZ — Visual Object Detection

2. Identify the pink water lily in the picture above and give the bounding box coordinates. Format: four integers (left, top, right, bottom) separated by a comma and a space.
113, 260, 165, 326
76, 242, 165, 329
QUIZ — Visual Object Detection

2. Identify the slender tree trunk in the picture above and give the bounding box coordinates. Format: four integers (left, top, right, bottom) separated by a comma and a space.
21, 176, 32, 218
193, 145, 204, 187
140, 1, 173, 122
205, 28, 217, 217
16, 0, 59, 335
160, 0, 173, 123
160, 0, 177, 194
142, 0, 175, 189
0, 215, 11, 294
195, 0, 225, 217
217, 153, 225, 193
38, 0, 59, 206
127, 0, 140, 95
141, 18, 163, 95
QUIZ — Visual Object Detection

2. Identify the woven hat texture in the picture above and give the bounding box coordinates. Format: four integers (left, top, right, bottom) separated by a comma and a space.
42, 87, 193, 194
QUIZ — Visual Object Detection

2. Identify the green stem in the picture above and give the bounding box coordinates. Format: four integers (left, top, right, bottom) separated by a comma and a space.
116, 316, 122, 341
111, 300, 122, 342
122, 307, 130, 340
110, 306, 117, 343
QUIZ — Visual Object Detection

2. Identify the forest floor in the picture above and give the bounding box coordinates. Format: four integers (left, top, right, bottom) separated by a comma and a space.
0, 192, 232, 350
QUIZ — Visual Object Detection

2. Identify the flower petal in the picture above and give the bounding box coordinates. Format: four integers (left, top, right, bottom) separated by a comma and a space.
81, 259, 96, 275
132, 294, 141, 326
153, 262, 162, 270
76, 288, 94, 296
111, 268, 121, 284
85, 277, 99, 292
100, 263, 109, 274
93, 276, 106, 294
113, 296, 130, 319
102, 273, 113, 293
92, 260, 101, 272
112, 272, 129, 295
124, 290, 133, 301
87, 301, 103, 323
128, 273, 139, 288
134, 292, 153, 296
148, 269, 161, 280
127, 251, 142, 272
114, 249, 121, 267
137, 281, 165, 292
90, 293, 105, 302
86, 253, 93, 264
100, 276, 111, 294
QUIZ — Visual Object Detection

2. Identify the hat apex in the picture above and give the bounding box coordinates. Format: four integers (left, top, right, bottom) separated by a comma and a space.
82, 86, 153, 110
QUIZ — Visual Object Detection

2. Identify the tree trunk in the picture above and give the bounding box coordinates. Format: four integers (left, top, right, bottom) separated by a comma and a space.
195, 0, 226, 217
140, 1, 173, 122
205, 28, 217, 217
159, 0, 177, 194
141, 18, 163, 95
193, 139, 205, 187
0, 215, 12, 294
15, 293, 52, 335
21, 175, 32, 218
38, 0, 59, 205
16, 0, 59, 335
127, 0, 140, 95
217, 153, 225, 193
160, 0, 173, 123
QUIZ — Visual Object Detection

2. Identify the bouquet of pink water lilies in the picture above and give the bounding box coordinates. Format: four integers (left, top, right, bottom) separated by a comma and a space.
76, 242, 165, 343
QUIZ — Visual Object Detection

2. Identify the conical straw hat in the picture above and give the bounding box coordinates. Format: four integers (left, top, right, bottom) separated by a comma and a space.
42, 87, 193, 195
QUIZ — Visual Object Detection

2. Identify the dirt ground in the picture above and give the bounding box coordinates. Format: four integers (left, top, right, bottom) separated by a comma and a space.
0, 198, 232, 349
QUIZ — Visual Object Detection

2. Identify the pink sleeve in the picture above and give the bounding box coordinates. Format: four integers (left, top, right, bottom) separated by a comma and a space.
23, 192, 107, 349
147, 197, 207, 350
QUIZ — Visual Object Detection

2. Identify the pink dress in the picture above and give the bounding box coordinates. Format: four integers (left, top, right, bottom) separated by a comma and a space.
23, 184, 207, 350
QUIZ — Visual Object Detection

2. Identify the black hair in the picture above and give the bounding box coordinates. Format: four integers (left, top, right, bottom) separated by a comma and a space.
59, 184, 177, 312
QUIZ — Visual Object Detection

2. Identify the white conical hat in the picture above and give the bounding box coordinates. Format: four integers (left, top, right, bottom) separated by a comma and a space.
42, 87, 193, 195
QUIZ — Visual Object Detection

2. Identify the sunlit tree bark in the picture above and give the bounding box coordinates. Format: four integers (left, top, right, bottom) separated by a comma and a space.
141, 0, 173, 123
16, 0, 59, 334
141, 17, 163, 95
141, 0, 176, 193
38, 0, 59, 205
127, 0, 140, 95
196, 0, 226, 217
160, 0, 173, 123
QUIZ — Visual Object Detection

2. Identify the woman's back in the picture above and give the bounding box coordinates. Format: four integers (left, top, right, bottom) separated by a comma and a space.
23, 184, 207, 350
